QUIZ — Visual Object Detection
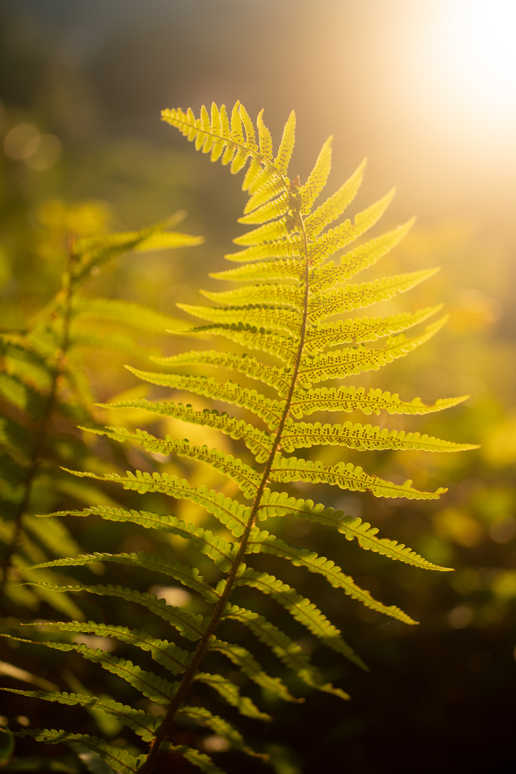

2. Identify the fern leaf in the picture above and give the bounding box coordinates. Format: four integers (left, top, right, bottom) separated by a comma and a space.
304, 305, 441, 353
195, 673, 271, 721
152, 350, 292, 395
0, 414, 32, 459
6, 728, 145, 772
238, 103, 257, 150
235, 569, 365, 665
99, 399, 273, 462
14, 560, 85, 620
233, 216, 290, 246
211, 639, 299, 703
244, 175, 286, 217
225, 603, 357, 694
300, 136, 333, 214
0, 333, 52, 374
304, 158, 366, 237
30, 552, 219, 603
1, 633, 179, 702
308, 268, 439, 323
211, 258, 303, 283
308, 190, 395, 266
58, 468, 252, 538
238, 191, 289, 225
246, 531, 416, 625
1, 688, 159, 742
72, 220, 201, 285
280, 417, 478, 453
201, 282, 303, 309
23, 580, 207, 642
259, 490, 451, 571
269, 453, 446, 500
180, 704, 263, 758
125, 366, 285, 429
0, 372, 46, 417
177, 302, 302, 336
84, 425, 261, 498
30, 619, 198, 677
42, 505, 239, 571
273, 110, 296, 176
166, 745, 227, 774
297, 318, 447, 387
224, 236, 302, 263
290, 384, 469, 418
173, 324, 298, 365
310, 219, 415, 293
256, 108, 273, 163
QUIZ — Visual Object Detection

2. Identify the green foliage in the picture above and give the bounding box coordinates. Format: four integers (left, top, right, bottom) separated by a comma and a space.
0, 102, 476, 772
0, 215, 202, 619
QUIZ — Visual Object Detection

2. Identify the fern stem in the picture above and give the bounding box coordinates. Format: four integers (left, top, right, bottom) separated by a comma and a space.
141, 214, 310, 773
0, 248, 76, 612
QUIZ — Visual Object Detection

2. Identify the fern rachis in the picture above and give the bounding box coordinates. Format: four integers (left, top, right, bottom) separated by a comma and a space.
2, 102, 477, 774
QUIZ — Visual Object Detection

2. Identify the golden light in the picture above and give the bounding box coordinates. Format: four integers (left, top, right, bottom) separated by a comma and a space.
418, 0, 516, 136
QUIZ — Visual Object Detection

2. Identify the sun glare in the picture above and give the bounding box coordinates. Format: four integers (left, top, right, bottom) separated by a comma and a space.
443, 1, 516, 111
419, 0, 516, 132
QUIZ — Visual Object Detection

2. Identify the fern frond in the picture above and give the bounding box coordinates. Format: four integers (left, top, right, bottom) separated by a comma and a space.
280, 417, 478, 453
1, 633, 179, 702
7, 728, 145, 772
195, 673, 270, 721
41, 505, 239, 571
29, 620, 198, 677
177, 302, 302, 336
0, 372, 46, 417
82, 425, 262, 498
99, 399, 274, 462
72, 219, 202, 285
273, 110, 296, 176
304, 305, 442, 353
224, 236, 302, 263
307, 189, 395, 267
245, 531, 416, 624
152, 350, 292, 395
201, 282, 303, 308
234, 569, 367, 664
300, 137, 333, 214
211, 639, 299, 703
269, 453, 446, 500
179, 704, 264, 758
258, 490, 452, 571
304, 158, 366, 237
290, 384, 469, 418
1, 688, 159, 741
211, 258, 303, 282
233, 219, 290, 247
224, 603, 357, 694
58, 468, 252, 537
10, 101, 476, 773
166, 745, 226, 774
172, 324, 298, 365
30, 552, 219, 603
297, 318, 447, 387
308, 268, 440, 323
237, 191, 289, 225
309, 219, 415, 293
125, 367, 286, 428
23, 580, 207, 642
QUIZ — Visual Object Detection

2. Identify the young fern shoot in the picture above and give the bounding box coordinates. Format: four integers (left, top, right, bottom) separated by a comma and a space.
4, 102, 477, 774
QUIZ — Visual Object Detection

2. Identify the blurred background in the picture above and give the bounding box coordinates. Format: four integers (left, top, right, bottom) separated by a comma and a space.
1, 0, 515, 772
